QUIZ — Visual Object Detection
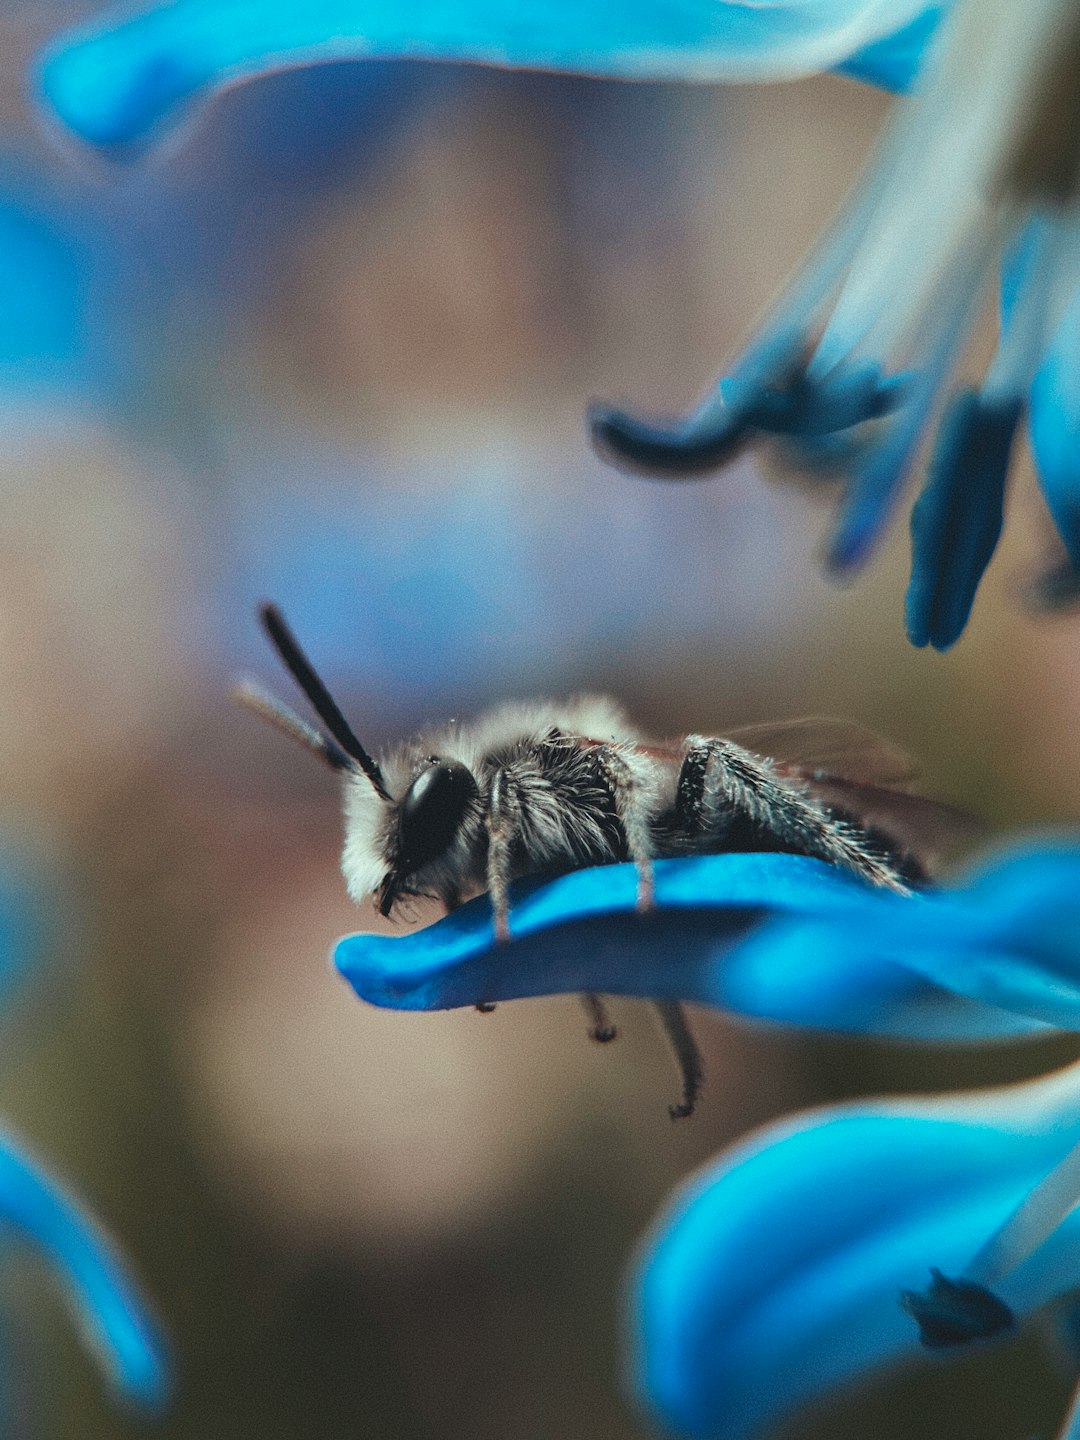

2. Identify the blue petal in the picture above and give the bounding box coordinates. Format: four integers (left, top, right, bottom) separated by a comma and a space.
1028, 284, 1080, 570
832, 5, 946, 93
0, 1132, 169, 1411
905, 389, 1021, 651
334, 848, 1072, 1041
39, 0, 935, 149
0, 849, 48, 1019
634, 1071, 1080, 1439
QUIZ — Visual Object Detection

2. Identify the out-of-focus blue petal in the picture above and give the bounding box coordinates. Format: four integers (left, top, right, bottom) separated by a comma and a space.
905, 390, 1021, 651
1058, 1373, 1080, 1440
0, 1132, 169, 1412
634, 1066, 1080, 1439
0, 851, 48, 1020
39, 0, 934, 149
832, 5, 945, 92
335, 844, 1080, 1041
1028, 285, 1080, 570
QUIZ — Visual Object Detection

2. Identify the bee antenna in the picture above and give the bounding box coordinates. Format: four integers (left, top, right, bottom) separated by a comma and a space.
232, 680, 352, 772
257, 603, 389, 797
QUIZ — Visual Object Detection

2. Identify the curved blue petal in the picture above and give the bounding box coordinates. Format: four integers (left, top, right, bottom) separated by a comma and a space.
334, 846, 1080, 1041
39, 0, 933, 149
634, 1067, 1080, 1439
832, 5, 945, 93
0, 1132, 169, 1411
1028, 284, 1080, 570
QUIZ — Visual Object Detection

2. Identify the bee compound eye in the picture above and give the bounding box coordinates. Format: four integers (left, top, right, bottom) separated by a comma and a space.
398, 763, 479, 871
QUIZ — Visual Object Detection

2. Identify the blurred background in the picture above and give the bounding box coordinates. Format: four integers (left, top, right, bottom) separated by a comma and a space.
0, 2, 1079, 1436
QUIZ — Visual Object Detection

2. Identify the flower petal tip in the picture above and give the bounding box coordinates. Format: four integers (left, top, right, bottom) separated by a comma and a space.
37, 25, 203, 152
587, 401, 743, 478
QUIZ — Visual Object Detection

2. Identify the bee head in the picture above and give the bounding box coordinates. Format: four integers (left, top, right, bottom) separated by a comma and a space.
373, 760, 481, 916
238, 605, 485, 918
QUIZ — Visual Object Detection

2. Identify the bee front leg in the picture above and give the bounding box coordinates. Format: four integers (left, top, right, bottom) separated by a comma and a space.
591, 745, 656, 911
484, 767, 521, 944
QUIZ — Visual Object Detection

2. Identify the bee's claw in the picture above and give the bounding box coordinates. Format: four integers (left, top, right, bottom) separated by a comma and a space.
582, 993, 617, 1044
654, 1001, 703, 1122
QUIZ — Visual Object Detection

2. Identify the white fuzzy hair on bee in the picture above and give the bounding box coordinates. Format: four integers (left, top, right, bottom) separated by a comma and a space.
236, 602, 942, 1119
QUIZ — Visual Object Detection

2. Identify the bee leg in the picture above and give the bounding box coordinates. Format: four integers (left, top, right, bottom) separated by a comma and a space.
443, 891, 496, 1010
593, 746, 656, 911
653, 1000, 703, 1120
681, 737, 909, 893
485, 767, 520, 944
581, 993, 617, 1043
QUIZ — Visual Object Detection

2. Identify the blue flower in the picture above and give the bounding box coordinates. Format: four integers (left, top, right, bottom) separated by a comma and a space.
590, 0, 1080, 649
632, 1059, 1080, 1438
0, 1130, 170, 1414
335, 840, 1080, 1041
40, 0, 1080, 649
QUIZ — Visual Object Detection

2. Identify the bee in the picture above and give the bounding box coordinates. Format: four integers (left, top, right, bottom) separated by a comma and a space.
237, 603, 958, 1119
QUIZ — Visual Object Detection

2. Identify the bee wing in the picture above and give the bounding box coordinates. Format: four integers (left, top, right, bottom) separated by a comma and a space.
725, 716, 917, 786
804, 776, 984, 872
724, 717, 981, 871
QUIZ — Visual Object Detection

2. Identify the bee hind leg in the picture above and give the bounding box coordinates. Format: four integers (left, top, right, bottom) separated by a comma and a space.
653, 1000, 703, 1120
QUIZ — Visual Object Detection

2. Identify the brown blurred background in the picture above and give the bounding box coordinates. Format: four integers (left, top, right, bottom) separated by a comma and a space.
0, 8, 1078, 1438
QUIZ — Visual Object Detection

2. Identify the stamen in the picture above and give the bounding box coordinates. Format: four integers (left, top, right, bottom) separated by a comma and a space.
826, 228, 995, 574
900, 1268, 1015, 1350
588, 324, 803, 477
986, 213, 1076, 407
589, 159, 893, 477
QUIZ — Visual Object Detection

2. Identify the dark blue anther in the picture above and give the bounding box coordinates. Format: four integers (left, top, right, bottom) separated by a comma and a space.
905, 389, 1023, 651
587, 395, 756, 477
900, 1268, 1015, 1350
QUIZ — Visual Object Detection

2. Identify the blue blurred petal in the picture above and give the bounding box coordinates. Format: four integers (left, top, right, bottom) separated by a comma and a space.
634, 1066, 1080, 1439
1028, 285, 1080, 570
335, 843, 1080, 1041
832, 5, 945, 92
0, 851, 48, 1020
39, 0, 934, 149
905, 390, 1021, 651
0, 1132, 168, 1411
